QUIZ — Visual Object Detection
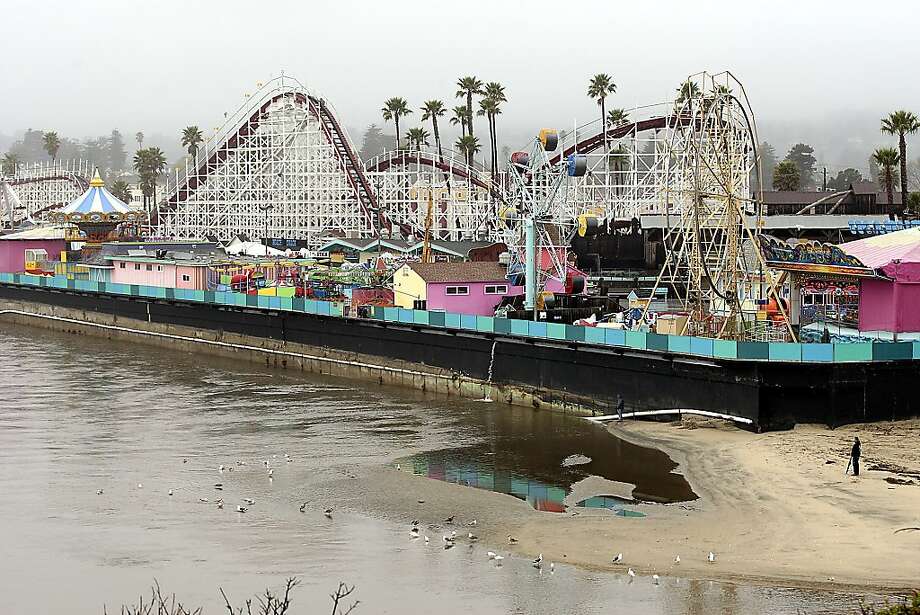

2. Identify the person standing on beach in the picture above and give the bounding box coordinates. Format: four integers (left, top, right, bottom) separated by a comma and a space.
849, 437, 861, 476
616, 394, 624, 421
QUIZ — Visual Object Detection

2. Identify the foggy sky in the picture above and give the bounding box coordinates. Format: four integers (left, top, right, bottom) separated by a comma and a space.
2, 0, 918, 171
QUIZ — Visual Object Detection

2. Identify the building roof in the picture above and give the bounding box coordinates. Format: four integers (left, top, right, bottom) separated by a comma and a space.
108, 254, 212, 267
850, 181, 878, 195
0, 226, 68, 240
406, 261, 508, 283
58, 169, 132, 217
760, 190, 843, 205
839, 226, 920, 269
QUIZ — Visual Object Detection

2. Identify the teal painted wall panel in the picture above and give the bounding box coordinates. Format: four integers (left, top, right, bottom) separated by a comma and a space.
444, 312, 461, 329
768, 342, 801, 361
604, 328, 626, 346
528, 321, 548, 338
317, 301, 332, 316
428, 311, 446, 327
690, 337, 714, 357
737, 342, 769, 360
802, 343, 833, 362
546, 323, 566, 340
476, 316, 494, 333
398, 308, 415, 323
493, 317, 511, 334
646, 333, 668, 351
460, 314, 477, 330
625, 331, 646, 349
268, 296, 282, 310
872, 342, 913, 361
667, 335, 692, 354
510, 320, 529, 336
914, 341, 920, 359
383, 306, 397, 321
330, 302, 344, 317
565, 324, 585, 342
279, 297, 294, 311
834, 343, 872, 362
584, 327, 606, 345
413, 310, 430, 325
712, 340, 738, 359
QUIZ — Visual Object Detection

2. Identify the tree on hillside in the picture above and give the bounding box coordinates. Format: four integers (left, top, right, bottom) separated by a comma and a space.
881, 110, 920, 206
873, 147, 901, 220
359, 124, 387, 161
773, 160, 801, 191
108, 129, 128, 171
756, 141, 779, 191
588, 73, 617, 153
181, 126, 204, 159
455, 76, 483, 138
42, 131, 61, 162
1, 152, 20, 174
381, 97, 411, 151
826, 168, 864, 191
785, 143, 817, 188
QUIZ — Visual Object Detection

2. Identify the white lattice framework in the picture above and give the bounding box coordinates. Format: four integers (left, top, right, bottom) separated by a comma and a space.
156, 77, 373, 247
0, 160, 92, 228
364, 149, 497, 241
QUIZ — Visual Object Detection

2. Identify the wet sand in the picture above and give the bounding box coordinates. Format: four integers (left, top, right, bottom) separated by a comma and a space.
358, 418, 920, 593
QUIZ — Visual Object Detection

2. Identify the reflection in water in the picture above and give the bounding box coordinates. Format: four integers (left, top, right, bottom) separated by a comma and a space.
0, 324, 879, 615
576, 495, 647, 517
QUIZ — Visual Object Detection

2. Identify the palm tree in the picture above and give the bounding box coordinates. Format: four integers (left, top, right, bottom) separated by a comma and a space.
881, 111, 920, 206
455, 76, 483, 138
606, 108, 629, 129
405, 127, 430, 151
450, 105, 470, 138
1, 152, 20, 175
381, 97, 412, 151
181, 126, 204, 159
587, 74, 617, 152
676, 79, 702, 104
133, 147, 168, 213
482, 82, 507, 174
42, 131, 61, 162
135, 132, 144, 149
873, 147, 901, 220
110, 179, 133, 204
455, 135, 481, 167
421, 100, 446, 162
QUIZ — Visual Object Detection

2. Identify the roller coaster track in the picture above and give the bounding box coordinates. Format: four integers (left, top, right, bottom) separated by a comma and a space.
547, 116, 676, 165
4, 172, 89, 191
157, 88, 380, 230
365, 151, 501, 196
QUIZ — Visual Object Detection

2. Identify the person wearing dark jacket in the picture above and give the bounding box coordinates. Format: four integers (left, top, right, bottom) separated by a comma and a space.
849, 437, 861, 476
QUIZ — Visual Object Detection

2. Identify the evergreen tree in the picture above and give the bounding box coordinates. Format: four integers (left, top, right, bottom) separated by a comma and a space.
108, 129, 128, 171
359, 124, 388, 161
785, 143, 817, 189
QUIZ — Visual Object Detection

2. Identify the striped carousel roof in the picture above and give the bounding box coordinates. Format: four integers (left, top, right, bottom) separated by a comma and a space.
60, 169, 131, 216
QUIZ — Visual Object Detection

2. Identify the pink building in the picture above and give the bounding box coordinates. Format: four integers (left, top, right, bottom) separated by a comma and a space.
393, 262, 518, 315
109, 255, 210, 290
840, 228, 920, 333
0, 227, 67, 273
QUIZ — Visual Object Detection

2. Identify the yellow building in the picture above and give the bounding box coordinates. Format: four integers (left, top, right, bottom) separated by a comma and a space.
393, 263, 428, 309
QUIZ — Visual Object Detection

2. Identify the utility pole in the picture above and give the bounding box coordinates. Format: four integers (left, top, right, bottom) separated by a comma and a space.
823, 167, 827, 192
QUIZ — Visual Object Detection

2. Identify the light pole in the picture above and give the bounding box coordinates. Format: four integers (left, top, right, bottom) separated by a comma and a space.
259, 203, 274, 255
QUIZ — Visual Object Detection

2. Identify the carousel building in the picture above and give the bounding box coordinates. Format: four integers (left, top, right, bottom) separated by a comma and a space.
50, 169, 144, 242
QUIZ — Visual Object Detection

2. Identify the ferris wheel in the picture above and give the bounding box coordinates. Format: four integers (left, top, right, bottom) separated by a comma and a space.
651, 71, 792, 340
499, 130, 592, 311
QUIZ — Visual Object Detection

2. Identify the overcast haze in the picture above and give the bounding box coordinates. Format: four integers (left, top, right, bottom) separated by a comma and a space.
2, 0, 918, 171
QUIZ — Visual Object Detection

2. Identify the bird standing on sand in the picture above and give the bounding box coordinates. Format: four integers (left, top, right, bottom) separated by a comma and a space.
532, 554, 543, 568
444, 515, 455, 523
674, 555, 680, 565
410, 527, 420, 538
243, 498, 255, 505
137, 483, 143, 489
708, 551, 716, 563
507, 535, 518, 545
236, 505, 247, 513
494, 554, 504, 565
324, 508, 333, 519
612, 553, 623, 564
268, 469, 273, 478
627, 568, 636, 579
550, 562, 555, 573
217, 501, 224, 509
468, 532, 478, 541
96, 489, 104, 495
424, 536, 430, 544
299, 502, 307, 513
468, 519, 477, 526
653, 574, 660, 585
487, 551, 497, 560
168, 489, 174, 496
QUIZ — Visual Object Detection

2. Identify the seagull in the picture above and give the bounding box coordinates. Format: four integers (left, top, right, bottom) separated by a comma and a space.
324, 508, 333, 519
236, 460, 245, 466
653, 574, 660, 585
532, 554, 543, 568
96, 489, 104, 495
410, 527, 420, 538
299, 502, 307, 513
263, 460, 269, 468
243, 498, 255, 505
443, 542, 454, 550
168, 489, 174, 496
487, 551, 497, 560
494, 554, 504, 564
183, 459, 188, 464
411, 519, 419, 526
468, 519, 478, 527
550, 562, 555, 573
219, 465, 225, 472
627, 568, 636, 579
395, 463, 401, 471
424, 536, 430, 544
674, 555, 681, 565
267, 469, 273, 477
444, 515, 455, 523
443, 534, 455, 544
217, 501, 224, 509
612, 553, 623, 564
708, 551, 716, 563
507, 535, 518, 545
236, 505, 247, 513
468, 532, 478, 541
199, 497, 210, 503
137, 483, 143, 489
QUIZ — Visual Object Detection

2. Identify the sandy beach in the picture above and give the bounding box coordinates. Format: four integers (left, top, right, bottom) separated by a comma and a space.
351, 417, 920, 593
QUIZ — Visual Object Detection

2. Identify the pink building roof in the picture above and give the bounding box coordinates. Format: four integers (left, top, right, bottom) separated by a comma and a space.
407, 261, 508, 283
839, 227, 920, 269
